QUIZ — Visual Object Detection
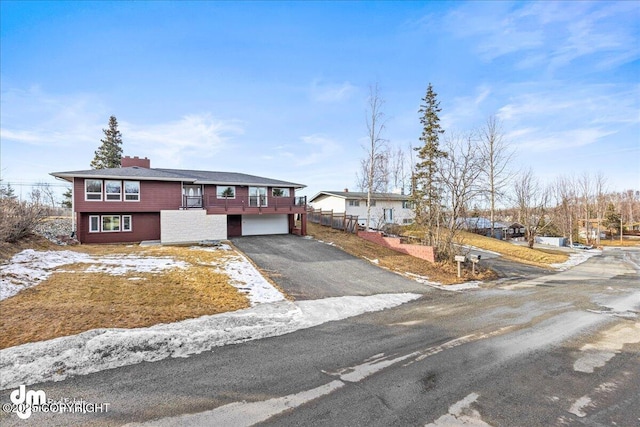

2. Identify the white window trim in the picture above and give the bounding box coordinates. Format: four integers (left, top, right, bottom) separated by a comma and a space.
124, 181, 140, 202
105, 180, 122, 201
85, 179, 103, 201
89, 215, 100, 233
122, 215, 132, 232
217, 186, 236, 199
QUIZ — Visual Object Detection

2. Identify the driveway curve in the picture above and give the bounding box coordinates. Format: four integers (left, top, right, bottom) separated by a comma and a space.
231, 234, 430, 300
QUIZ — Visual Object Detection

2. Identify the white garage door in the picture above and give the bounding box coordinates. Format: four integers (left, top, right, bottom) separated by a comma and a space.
242, 214, 288, 236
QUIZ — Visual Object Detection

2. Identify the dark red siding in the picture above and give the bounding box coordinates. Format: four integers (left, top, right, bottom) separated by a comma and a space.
78, 213, 160, 244
74, 179, 182, 212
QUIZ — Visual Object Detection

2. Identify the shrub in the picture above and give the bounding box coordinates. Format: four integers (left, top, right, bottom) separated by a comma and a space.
0, 197, 47, 243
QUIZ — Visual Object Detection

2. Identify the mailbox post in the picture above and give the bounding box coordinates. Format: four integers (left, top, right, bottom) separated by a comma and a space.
469, 254, 481, 274
454, 255, 466, 278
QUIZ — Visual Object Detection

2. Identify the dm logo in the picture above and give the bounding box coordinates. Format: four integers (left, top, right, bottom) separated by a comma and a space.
10, 385, 46, 420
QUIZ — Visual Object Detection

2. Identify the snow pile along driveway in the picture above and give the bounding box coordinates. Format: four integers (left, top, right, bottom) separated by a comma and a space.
0, 246, 421, 389
0, 293, 421, 389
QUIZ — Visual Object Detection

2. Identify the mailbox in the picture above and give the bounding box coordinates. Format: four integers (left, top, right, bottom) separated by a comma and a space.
454, 255, 467, 263
470, 254, 481, 262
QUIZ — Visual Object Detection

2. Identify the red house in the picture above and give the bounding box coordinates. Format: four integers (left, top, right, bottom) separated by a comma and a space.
51, 156, 307, 244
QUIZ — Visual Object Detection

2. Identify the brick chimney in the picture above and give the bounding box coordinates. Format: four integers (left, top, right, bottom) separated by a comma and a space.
344, 188, 349, 193
121, 156, 150, 168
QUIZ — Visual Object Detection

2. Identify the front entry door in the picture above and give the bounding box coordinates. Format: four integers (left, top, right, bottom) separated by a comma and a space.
227, 215, 242, 237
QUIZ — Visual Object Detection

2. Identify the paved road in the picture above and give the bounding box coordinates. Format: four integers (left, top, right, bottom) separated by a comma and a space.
1, 245, 638, 427
231, 234, 429, 299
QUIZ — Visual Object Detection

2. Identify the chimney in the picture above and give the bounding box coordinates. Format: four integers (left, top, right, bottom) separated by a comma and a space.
344, 188, 348, 193
121, 156, 150, 168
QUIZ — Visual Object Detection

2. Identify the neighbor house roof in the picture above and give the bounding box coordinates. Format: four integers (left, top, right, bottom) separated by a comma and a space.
309, 191, 410, 203
457, 217, 509, 229
50, 167, 305, 188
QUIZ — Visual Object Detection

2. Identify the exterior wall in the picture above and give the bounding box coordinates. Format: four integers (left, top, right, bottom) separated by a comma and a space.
348, 201, 414, 227
74, 178, 182, 212
309, 195, 346, 213
535, 236, 566, 247
78, 212, 160, 244
160, 210, 227, 244
358, 231, 436, 263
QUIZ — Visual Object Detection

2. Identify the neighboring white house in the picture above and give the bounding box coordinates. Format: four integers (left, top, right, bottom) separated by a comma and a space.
308, 190, 414, 228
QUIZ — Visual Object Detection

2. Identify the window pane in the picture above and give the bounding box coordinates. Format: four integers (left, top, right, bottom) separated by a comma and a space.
90, 216, 99, 232
102, 215, 120, 231
86, 179, 102, 193
124, 181, 140, 201
123, 215, 131, 231
217, 186, 235, 198
272, 188, 290, 197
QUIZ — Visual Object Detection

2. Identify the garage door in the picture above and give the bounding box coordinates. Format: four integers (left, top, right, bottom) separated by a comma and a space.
242, 214, 288, 236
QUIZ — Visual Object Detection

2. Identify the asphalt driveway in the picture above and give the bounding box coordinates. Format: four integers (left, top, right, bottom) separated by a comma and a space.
231, 234, 430, 300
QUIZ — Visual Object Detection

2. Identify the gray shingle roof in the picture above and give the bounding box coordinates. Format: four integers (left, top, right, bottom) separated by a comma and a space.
51, 167, 305, 188
309, 191, 410, 202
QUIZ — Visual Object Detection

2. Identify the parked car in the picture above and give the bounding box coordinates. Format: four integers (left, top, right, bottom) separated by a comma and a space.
570, 242, 593, 250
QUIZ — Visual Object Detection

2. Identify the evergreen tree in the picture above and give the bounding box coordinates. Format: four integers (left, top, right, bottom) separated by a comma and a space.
91, 115, 123, 169
604, 202, 621, 238
62, 188, 72, 208
412, 83, 447, 245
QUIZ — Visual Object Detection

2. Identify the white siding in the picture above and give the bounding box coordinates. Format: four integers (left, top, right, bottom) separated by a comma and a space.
309, 195, 346, 212
160, 210, 227, 244
242, 214, 288, 236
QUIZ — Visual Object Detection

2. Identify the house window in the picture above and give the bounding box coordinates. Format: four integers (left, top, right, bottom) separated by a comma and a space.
402, 218, 413, 224
383, 208, 393, 223
102, 215, 121, 232
402, 201, 415, 209
369, 200, 376, 207
249, 187, 267, 207
85, 179, 103, 201
217, 186, 236, 199
124, 181, 140, 201
122, 215, 132, 231
105, 180, 122, 201
348, 200, 360, 207
272, 188, 290, 197
89, 215, 100, 232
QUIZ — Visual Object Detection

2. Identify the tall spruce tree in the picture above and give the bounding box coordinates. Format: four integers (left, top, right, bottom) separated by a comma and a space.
91, 115, 123, 169
412, 83, 447, 246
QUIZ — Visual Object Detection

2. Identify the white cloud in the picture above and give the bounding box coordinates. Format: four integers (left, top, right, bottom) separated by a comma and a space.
0, 86, 106, 147
296, 134, 343, 167
123, 114, 244, 167
310, 80, 357, 103
512, 127, 615, 153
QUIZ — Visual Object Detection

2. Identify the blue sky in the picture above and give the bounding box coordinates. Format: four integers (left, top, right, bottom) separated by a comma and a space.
1, 1, 638, 202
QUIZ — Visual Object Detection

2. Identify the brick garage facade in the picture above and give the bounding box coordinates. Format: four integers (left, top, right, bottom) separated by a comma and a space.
357, 231, 436, 263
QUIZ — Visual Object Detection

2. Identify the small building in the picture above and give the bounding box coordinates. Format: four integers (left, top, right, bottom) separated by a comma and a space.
308, 190, 415, 229
458, 217, 509, 240
51, 156, 307, 244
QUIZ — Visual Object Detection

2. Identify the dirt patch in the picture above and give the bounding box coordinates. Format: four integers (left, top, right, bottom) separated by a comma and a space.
0, 244, 250, 349
306, 223, 495, 285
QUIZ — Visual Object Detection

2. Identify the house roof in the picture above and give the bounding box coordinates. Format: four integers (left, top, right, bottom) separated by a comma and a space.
457, 217, 509, 229
309, 191, 410, 203
50, 167, 305, 188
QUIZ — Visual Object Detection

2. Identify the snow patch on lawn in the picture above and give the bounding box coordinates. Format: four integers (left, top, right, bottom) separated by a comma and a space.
220, 252, 285, 305
0, 249, 188, 300
0, 293, 421, 389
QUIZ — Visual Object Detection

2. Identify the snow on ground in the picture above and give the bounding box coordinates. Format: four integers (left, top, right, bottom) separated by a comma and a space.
0, 246, 420, 389
551, 249, 602, 271
0, 293, 420, 389
0, 249, 188, 300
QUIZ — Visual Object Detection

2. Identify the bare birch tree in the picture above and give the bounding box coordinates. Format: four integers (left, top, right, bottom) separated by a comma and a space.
357, 83, 388, 230
479, 116, 513, 238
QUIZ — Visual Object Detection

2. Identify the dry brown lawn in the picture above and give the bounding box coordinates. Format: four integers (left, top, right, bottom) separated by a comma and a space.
0, 240, 250, 349
306, 222, 496, 285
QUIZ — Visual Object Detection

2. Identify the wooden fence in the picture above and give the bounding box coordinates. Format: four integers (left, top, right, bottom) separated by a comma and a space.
307, 209, 359, 234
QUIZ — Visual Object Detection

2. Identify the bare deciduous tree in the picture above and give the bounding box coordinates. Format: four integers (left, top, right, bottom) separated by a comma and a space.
514, 169, 551, 249
437, 132, 484, 260
357, 83, 388, 230
479, 116, 513, 238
